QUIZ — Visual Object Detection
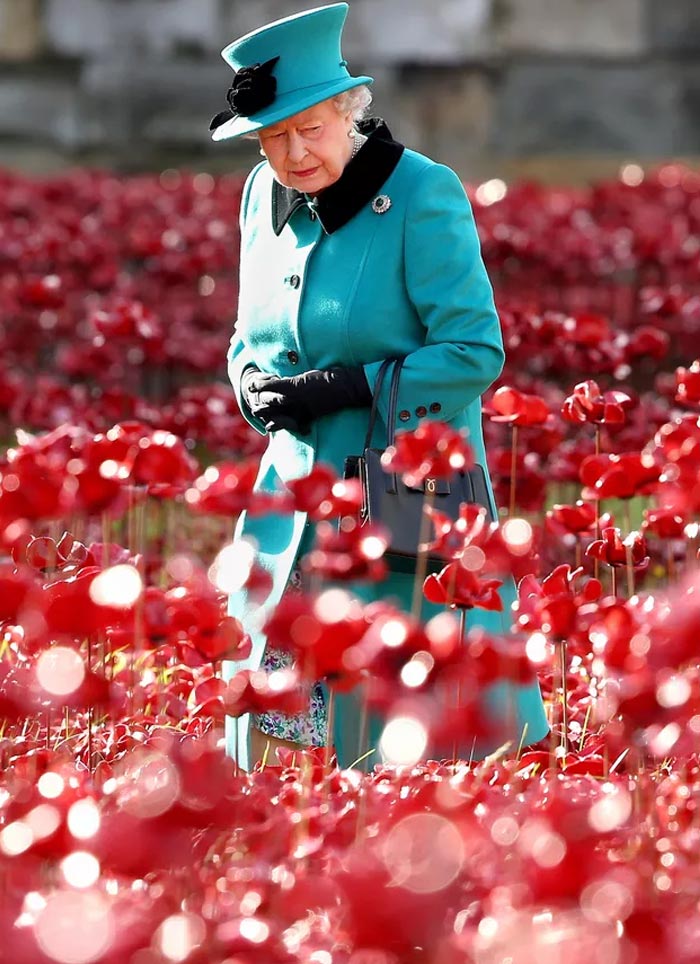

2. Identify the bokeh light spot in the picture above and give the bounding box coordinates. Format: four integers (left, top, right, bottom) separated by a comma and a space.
383, 813, 464, 893
502, 517, 533, 555
26, 804, 61, 841
314, 589, 353, 623
68, 799, 101, 840
116, 750, 181, 819
89, 565, 143, 608
208, 540, 255, 594
360, 534, 387, 560
37, 647, 85, 697
656, 674, 691, 708
476, 179, 507, 206
490, 815, 519, 846
34, 890, 114, 964
526, 632, 549, 664
61, 852, 100, 889
380, 619, 409, 649
461, 545, 487, 571
157, 913, 207, 962
581, 879, 634, 923
38, 772, 65, 800
239, 917, 270, 944
620, 163, 644, 186
588, 786, 632, 833
531, 830, 566, 868
0, 820, 33, 856
400, 652, 434, 689
380, 716, 428, 767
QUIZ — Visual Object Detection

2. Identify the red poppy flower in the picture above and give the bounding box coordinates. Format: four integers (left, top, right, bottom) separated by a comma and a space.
623, 325, 669, 362
546, 500, 597, 536
43, 566, 139, 638
675, 360, 700, 406
300, 518, 388, 582
0, 562, 42, 620
651, 413, 700, 464
263, 590, 368, 688
223, 667, 304, 717
458, 628, 535, 686
64, 433, 134, 516
191, 615, 252, 663
287, 464, 362, 521
486, 385, 550, 426
381, 420, 474, 487
423, 562, 503, 611
90, 298, 163, 344
561, 379, 633, 425
642, 506, 687, 540
580, 451, 661, 500
185, 461, 285, 517
425, 501, 536, 580
0, 449, 71, 523
587, 597, 644, 671
586, 526, 649, 569
516, 564, 602, 638
19, 274, 65, 308
131, 429, 198, 497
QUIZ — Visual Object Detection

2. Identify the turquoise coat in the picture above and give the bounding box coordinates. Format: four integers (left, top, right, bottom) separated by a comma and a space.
223, 123, 549, 769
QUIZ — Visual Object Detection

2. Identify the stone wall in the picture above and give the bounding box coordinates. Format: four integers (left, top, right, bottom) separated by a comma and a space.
0, 0, 698, 178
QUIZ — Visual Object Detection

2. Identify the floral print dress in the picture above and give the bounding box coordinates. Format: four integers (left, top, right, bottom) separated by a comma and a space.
250, 567, 328, 746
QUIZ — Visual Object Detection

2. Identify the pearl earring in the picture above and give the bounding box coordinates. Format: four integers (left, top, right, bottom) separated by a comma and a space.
347, 129, 355, 138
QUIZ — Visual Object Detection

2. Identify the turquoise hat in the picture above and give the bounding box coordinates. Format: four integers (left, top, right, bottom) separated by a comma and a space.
210, 3, 373, 141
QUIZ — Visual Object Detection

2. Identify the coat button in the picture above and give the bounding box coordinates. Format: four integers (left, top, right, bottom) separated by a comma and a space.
399, 410, 411, 422
415, 405, 427, 418
286, 274, 301, 289
429, 402, 442, 414
287, 350, 299, 365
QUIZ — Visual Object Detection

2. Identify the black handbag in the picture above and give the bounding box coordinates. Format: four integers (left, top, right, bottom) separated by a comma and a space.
344, 357, 496, 574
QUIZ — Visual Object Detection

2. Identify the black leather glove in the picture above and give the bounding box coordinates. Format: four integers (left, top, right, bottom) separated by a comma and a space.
242, 366, 371, 434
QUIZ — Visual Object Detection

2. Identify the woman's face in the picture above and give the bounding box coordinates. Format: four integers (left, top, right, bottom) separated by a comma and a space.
257, 99, 354, 195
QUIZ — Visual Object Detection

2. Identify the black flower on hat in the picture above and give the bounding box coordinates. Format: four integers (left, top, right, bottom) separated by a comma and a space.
209, 56, 280, 132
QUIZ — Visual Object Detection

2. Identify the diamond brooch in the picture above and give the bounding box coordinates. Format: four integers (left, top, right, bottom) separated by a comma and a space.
371, 195, 392, 214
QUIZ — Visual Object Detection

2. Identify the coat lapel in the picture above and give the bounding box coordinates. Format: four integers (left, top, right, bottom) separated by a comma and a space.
271, 119, 405, 236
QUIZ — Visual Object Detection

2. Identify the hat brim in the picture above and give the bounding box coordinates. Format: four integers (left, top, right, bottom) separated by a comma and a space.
211, 74, 374, 141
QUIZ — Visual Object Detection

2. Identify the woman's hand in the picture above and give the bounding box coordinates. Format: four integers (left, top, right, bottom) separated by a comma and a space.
242, 366, 371, 433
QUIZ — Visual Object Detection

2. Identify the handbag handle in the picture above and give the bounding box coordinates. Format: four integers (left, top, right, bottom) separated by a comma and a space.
386, 357, 406, 447
383, 357, 406, 496
364, 357, 395, 451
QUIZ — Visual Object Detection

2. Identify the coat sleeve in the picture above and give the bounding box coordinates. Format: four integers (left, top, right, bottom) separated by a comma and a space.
363, 162, 505, 433
227, 163, 268, 437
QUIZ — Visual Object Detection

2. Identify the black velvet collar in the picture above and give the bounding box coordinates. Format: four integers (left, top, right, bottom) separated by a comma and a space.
271, 118, 405, 236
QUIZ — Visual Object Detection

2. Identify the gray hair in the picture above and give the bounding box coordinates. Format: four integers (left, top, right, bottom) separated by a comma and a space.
332, 84, 373, 129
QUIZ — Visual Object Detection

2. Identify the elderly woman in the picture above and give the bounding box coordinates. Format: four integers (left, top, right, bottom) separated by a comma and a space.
211, 2, 549, 770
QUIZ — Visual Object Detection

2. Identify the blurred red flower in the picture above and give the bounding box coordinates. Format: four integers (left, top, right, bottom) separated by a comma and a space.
300, 518, 388, 582
517, 564, 602, 639
381, 420, 474, 487
223, 668, 305, 718
486, 386, 550, 426
586, 526, 649, 570
263, 590, 368, 689
423, 562, 503, 611
561, 379, 633, 425
675, 360, 700, 407
580, 451, 661, 500
642, 506, 687, 540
